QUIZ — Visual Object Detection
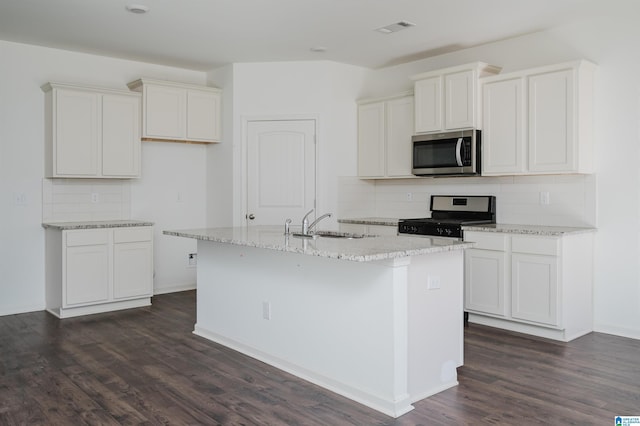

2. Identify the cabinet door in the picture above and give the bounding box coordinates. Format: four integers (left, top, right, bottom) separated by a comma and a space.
414, 76, 441, 133
511, 253, 559, 326
444, 70, 474, 130
144, 84, 185, 139
55, 89, 100, 177
113, 241, 153, 300
102, 94, 141, 177
186, 90, 221, 142
528, 69, 575, 173
465, 248, 507, 316
64, 230, 109, 307
113, 227, 153, 300
358, 102, 385, 178
482, 78, 525, 175
385, 96, 414, 177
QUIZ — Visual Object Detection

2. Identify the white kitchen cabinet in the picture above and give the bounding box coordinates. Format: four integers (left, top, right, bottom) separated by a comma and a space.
464, 232, 508, 317
463, 229, 593, 341
65, 229, 110, 306
127, 78, 221, 143
411, 62, 501, 134
413, 76, 441, 133
113, 227, 154, 300
45, 226, 154, 318
481, 60, 595, 176
42, 83, 141, 178
357, 92, 414, 179
481, 77, 525, 174
511, 253, 558, 325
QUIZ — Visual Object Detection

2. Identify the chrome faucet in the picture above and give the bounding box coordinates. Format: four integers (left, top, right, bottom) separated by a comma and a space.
308, 212, 332, 234
301, 209, 314, 235
298, 209, 332, 236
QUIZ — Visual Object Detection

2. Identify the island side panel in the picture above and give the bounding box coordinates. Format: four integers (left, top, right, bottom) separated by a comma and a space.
194, 240, 413, 417
407, 250, 464, 402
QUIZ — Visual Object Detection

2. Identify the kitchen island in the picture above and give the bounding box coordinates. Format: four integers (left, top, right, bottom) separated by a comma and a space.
164, 226, 473, 418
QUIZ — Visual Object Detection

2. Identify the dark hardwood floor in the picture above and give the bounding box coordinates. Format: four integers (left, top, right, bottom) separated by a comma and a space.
1, 291, 638, 425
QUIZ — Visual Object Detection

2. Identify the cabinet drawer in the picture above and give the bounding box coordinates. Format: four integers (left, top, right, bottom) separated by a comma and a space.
512, 236, 558, 256
464, 231, 507, 251
65, 229, 109, 247
114, 227, 153, 243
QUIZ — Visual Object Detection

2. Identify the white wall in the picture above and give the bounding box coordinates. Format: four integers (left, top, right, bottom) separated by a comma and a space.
208, 61, 369, 228
0, 41, 209, 313
206, 65, 235, 228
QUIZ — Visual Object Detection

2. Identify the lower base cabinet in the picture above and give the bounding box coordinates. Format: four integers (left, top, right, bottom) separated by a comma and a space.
45, 226, 153, 318
464, 230, 593, 341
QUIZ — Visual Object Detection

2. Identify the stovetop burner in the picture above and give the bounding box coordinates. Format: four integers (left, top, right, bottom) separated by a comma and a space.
398, 195, 496, 238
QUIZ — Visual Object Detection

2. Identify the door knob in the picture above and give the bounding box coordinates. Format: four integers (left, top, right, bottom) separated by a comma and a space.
247, 213, 255, 220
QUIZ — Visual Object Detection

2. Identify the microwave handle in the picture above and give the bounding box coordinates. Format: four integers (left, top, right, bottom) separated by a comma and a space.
455, 138, 463, 166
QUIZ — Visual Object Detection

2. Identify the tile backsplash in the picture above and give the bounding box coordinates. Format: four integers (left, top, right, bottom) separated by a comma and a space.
338, 174, 596, 227
42, 179, 131, 223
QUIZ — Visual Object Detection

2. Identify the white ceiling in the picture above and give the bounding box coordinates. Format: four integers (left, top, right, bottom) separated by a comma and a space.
0, 0, 611, 71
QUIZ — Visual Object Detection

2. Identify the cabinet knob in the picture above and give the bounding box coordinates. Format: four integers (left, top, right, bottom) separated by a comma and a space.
247, 213, 256, 220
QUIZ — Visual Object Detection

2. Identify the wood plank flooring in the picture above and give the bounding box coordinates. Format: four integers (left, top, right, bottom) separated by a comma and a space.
1, 290, 639, 425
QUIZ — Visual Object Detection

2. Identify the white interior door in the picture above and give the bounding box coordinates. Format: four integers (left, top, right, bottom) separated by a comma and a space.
247, 119, 316, 226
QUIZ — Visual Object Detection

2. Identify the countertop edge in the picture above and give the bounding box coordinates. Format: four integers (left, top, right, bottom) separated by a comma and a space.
43, 220, 154, 230
163, 229, 472, 262
338, 217, 597, 236
463, 224, 597, 236
338, 218, 399, 227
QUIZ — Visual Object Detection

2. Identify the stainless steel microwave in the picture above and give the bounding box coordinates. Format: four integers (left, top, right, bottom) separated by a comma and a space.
412, 129, 480, 176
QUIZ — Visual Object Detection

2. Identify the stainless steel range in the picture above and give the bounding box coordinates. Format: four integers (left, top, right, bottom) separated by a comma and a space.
398, 195, 496, 240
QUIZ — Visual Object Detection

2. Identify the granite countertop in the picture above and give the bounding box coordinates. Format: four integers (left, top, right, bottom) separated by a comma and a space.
42, 220, 154, 230
164, 226, 472, 262
338, 217, 595, 237
337, 217, 400, 226
463, 223, 596, 236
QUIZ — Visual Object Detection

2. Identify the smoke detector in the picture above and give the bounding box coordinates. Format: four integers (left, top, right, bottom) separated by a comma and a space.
375, 21, 416, 34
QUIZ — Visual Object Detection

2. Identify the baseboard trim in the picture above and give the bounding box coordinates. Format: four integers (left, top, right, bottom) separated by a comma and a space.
154, 283, 196, 295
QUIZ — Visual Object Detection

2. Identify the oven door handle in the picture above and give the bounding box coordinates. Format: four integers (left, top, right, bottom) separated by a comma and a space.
455, 138, 463, 166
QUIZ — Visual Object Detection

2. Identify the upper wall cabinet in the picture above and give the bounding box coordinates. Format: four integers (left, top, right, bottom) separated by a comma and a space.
127, 78, 221, 144
357, 92, 414, 179
410, 62, 501, 134
481, 60, 596, 176
42, 83, 141, 179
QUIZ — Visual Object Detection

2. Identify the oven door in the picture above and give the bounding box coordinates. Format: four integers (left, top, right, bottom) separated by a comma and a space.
412, 129, 479, 176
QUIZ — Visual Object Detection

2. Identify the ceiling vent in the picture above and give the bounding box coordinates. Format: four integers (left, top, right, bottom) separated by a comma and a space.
375, 21, 416, 34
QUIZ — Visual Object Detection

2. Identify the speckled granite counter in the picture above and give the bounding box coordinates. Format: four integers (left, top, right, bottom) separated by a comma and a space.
463, 223, 596, 236
337, 217, 399, 227
42, 220, 154, 230
164, 225, 472, 262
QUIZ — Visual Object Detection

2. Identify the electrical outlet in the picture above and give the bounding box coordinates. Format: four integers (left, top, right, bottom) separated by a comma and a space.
539, 191, 550, 205
91, 193, 99, 203
262, 301, 271, 320
13, 192, 27, 205
406, 192, 413, 202
427, 275, 441, 290
188, 253, 197, 267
